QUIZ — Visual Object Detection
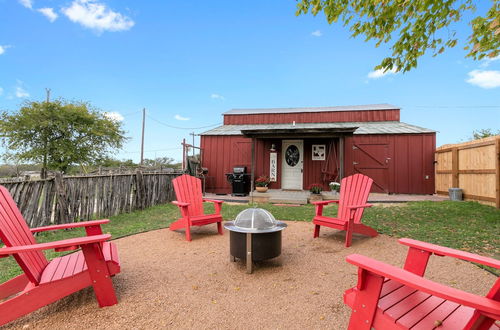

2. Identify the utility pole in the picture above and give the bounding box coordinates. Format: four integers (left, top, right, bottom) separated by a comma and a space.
190, 132, 196, 157
45, 88, 51, 102
140, 108, 146, 166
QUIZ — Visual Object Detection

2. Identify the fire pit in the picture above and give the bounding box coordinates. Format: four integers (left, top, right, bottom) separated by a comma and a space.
224, 208, 287, 273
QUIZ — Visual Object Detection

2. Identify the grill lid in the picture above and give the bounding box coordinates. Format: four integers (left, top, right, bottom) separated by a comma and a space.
224, 208, 287, 233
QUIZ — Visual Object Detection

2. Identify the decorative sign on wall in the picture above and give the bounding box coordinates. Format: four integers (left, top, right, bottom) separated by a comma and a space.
269, 152, 277, 182
312, 145, 326, 161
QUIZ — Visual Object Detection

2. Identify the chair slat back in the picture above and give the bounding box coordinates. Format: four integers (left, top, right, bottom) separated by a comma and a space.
172, 175, 204, 216
337, 174, 373, 223
0, 186, 48, 284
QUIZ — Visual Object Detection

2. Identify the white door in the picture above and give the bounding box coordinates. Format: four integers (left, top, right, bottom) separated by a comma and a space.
281, 140, 303, 190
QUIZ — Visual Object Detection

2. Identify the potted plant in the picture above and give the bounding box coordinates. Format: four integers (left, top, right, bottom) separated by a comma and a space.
255, 175, 270, 192
308, 183, 323, 202
329, 181, 340, 195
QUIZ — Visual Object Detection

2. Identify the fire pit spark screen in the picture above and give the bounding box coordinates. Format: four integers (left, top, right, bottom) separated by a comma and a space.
224, 208, 287, 274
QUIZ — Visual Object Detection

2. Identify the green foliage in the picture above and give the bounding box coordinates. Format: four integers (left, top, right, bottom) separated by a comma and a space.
143, 157, 180, 168
0, 100, 127, 173
472, 128, 500, 140
296, 0, 499, 72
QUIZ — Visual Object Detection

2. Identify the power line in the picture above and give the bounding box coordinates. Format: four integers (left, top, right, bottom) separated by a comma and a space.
121, 147, 182, 154
146, 115, 221, 130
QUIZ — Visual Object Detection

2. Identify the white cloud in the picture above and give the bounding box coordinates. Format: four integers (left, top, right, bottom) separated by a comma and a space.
37, 8, 58, 22
0, 45, 12, 55
466, 70, 500, 89
104, 111, 124, 121
18, 0, 33, 9
15, 86, 30, 98
311, 30, 322, 37
0, 87, 3, 96
480, 55, 500, 68
210, 93, 225, 100
62, 0, 135, 33
367, 68, 398, 79
174, 114, 190, 121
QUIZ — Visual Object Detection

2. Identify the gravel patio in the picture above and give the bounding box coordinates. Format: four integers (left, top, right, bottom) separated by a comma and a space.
5, 221, 496, 329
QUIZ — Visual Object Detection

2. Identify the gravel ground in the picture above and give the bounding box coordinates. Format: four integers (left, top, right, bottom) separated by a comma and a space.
4, 221, 497, 329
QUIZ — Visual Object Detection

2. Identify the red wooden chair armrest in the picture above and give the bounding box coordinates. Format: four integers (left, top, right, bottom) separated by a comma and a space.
346, 254, 500, 317
202, 199, 224, 204
172, 201, 190, 207
30, 219, 109, 233
399, 238, 500, 269
0, 234, 111, 256
346, 203, 373, 209
312, 200, 339, 206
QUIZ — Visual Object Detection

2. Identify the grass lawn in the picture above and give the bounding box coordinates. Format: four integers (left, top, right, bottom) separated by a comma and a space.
1, 200, 499, 282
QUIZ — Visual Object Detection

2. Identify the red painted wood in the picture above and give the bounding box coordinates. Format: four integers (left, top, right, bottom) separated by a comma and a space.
312, 174, 377, 247
344, 246, 500, 330
403, 247, 432, 276
0, 242, 120, 327
347, 269, 385, 330
396, 295, 446, 328
0, 274, 28, 300
344, 134, 435, 194
30, 219, 109, 233
399, 238, 500, 269
81, 243, 117, 307
223, 109, 400, 125
171, 174, 224, 241
0, 185, 48, 283
0, 185, 120, 326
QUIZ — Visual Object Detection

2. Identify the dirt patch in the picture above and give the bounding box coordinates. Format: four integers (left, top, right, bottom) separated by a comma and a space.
5, 222, 497, 329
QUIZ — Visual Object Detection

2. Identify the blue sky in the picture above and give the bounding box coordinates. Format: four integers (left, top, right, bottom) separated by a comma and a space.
1, 0, 499, 163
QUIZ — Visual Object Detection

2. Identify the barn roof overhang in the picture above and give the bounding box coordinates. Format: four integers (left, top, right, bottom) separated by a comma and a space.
240, 127, 357, 138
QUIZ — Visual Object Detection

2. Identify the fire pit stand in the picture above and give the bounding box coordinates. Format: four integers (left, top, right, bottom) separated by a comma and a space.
224, 208, 287, 274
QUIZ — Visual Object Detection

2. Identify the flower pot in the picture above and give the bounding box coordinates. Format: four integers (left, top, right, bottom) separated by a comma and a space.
255, 186, 268, 193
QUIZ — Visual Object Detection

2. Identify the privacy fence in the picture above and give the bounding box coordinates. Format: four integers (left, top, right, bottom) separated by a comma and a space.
435, 136, 500, 208
0, 171, 179, 228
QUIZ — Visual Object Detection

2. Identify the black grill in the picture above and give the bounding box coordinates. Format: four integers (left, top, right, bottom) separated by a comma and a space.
225, 166, 250, 196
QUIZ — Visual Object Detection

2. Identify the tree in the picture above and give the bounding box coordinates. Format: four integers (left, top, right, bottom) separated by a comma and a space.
0, 100, 126, 174
471, 128, 500, 139
143, 157, 176, 167
296, 0, 499, 72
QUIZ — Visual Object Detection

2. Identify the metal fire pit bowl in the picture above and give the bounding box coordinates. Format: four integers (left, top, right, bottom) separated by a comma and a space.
224, 208, 287, 274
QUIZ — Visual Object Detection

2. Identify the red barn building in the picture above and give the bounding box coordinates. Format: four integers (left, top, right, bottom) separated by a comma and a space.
200, 104, 436, 194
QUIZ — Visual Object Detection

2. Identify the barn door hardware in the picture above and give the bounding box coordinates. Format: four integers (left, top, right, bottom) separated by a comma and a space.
352, 146, 358, 150
353, 161, 359, 165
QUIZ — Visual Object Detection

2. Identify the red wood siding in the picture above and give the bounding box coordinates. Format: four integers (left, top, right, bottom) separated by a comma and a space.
344, 134, 436, 194
223, 109, 400, 125
202, 133, 435, 194
201, 135, 253, 194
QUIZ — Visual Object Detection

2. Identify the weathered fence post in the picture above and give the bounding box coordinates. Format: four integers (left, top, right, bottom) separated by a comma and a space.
135, 170, 146, 210
54, 172, 70, 223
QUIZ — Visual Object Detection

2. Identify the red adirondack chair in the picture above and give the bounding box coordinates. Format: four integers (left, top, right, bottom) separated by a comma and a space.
170, 174, 223, 241
0, 185, 120, 326
344, 238, 500, 329
312, 173, 377, 247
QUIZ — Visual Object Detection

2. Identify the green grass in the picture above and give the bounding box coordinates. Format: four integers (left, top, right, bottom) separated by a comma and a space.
1, 201, 499, 283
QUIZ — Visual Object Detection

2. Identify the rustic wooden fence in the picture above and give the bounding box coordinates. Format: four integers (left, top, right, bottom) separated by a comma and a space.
0, 172, 180, 227
435, 136, 500, 208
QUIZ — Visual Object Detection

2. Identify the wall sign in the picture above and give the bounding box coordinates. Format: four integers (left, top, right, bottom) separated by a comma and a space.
312, 145, 326, 161
269, 152, 277, 182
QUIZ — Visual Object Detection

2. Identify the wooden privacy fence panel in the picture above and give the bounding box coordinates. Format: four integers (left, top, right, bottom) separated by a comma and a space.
435, 136, 500, 208
0, 172, 179, 227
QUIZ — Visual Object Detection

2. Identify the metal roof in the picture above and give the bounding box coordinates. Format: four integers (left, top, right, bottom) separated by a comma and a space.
223, 104, 400, 115
201, 121, 435, 136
